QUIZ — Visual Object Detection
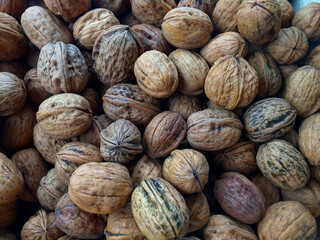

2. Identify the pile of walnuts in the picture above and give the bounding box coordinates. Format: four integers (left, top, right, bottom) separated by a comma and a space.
1, 0, 320, 239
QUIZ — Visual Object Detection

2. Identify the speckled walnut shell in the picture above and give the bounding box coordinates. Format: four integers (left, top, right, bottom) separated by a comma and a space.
267, 27, 309, 65
73, 9, 120, 49
144, 111, 187, 158
307, 45, 320, 69
257, 139, 310, 191
280, 128, 299, 149
0, 0, 27, 19
163, 149, 209, 194
69, 162, 133, 214
237, 0, 281, 45
36, 93, 93, 140
0, 200, 19, 227
0, 229, 17, 240
278, 0, 294, 27
92, 25, 143, 86
37, 169, 68, 211
169, 49, 209, 96
131, 178, 189, 240
214, 172, 266, 224
161, 7, 213, 49
168, 93, 202, 120
177, 0, 211, 15
21, 6, 72, 50
92, 0, 130, 16
258, 201, 317, 240
21, 209, 64, 240
187, 109, 243, 152
0, 61, 29, 79
11, 148, 48, 202
134, 50, 178, 98
243, 98, 296, 142
80, 88, 102, 116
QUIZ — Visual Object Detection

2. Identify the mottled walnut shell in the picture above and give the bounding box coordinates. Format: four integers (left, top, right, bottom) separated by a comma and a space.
278, 0, 294, 27
11, 148, 48, 202
214, 172, 266, 224
168, 93, 202, 120
258, 201, 317, 240
134, 50, 178, 98
93, 25, 143, 86
0, 229, 17, 240
0, 61, 29, 79
257, 139, 310, 191
92, 0, 130, 16
100, 119, 143, 164
21, 6, 72, 50
237, 0, 281, 45
0, 200, 19, 227
279, 64, 298, 80
36, 93, 93, 140
307, 45, 320, 69
131, 178, 189, 240
81, 88, 102, 116
267, 27, 309, 65
204, 214, 258, 240
187, 109, 243, 151
205, 56, 259, 110
200, 32, 248, 66
0, 72, 26, 117
163, 149, 209, 194
214, 142, 257, 176
21, 209, 64, 240
0, 0, 27, 19
73, 9, 120, 49
105, 202, 146, 240
69, 162, 133, 214
162, 7, 213, 49
169, 49, 209, 96
144, 111, 187, 158
243, 98, 296, 142
177, 0, 211, 15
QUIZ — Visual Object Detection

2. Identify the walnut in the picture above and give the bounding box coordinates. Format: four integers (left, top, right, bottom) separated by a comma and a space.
91, 0, 130, 17
0, 200, 19, 228
0, 61, 29, 79
177, 0, 211, 15
279, 64, 298, 79
120, 12, 141, 26
311, 165, 320, 183
0, 0, 27, 19
168, 93, 202, 120
307, 45, 320, 69
279, 128, 299, 149
277, 0, 294, 27
80, 88, 102, 116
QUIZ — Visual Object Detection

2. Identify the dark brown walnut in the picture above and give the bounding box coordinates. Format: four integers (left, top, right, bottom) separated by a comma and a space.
187, 109, 243, 151
243, 98, 296, 142
185, 192, 210, 233
144, 111, 187, 158
93, 25, 143, 86
37, 169, 68, 211
81, 88, 102, 116
307, 45, 320, 69
177, 0, 211, 15
0, 200, 19, 227
279, 64, 298, 79
92, 0, 130, 16
105, 202, 146, 240
11, 148, 48, 202
131, 178, 189, 240
0, 229, 17, 240
169, 49, 209, 96
237, 0, 281, 45
247, 51, 282, 98
204, 214, 258, 240
131, 24, 170, 54
205, 56, 259, 110
163, 149, 209, 194
21, 209, 64, 240
267, 27, 309, 65
214, 172, 266, 224
278, 0, 294, 27
258, 201, 317, 240
280, 128, 299, 149
0, 0, 27, 19
36, 93, 93, 140
214, 142, 257, 176
55, 142, 103, 185
55, 193, 107, 239
0, 61, 29, 79
120, 12, 141, 26
311, 166, 320, 182
69, 162, 133, 214
21, 6, 73, 50
257, 139, 310, 191
162, 7, 213, 49
168, 93, 202, 120
200, 32, 248, 66
252, 174, 280, 208
134, 50, 178, 98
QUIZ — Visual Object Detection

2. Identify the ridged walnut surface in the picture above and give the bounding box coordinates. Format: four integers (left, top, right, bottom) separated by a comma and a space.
307, 45, 320, 69
278, 0, 294, 27
168, 93, 202, 120
177, 0, 211, 15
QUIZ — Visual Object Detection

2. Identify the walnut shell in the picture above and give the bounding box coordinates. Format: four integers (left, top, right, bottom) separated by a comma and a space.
168, 93, 202, 120
161, 7, 213, 49
80, 88, 102, 116
177, 0, 211, 15
0, 61, 29, 79
0, 0, 27, 19
311, 165, 320, 183
214, 172, 266, 224
24, 43, 40, 68
205, 55, 259, 110
57, 237, 79, 240
278, 0, 294, 27
307, 45, 320, 69
279, 128, 299, 149
120, 12, 141, 26
279, 64, 299, 80
92, 0, 130, 16
0, 200, 19, 227
131, 178, 189, 240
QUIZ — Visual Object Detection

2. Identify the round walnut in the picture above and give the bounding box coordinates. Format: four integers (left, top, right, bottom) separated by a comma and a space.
187, 109, 243, 151
267, 27, 309, 65
177, 0, 211, 15
307, 45, 320, 69
278, 0, 294, 27
243, 98, 297, 142
0, 200, 19, 228
92, 0, 130, 16
237, 0, 281, 45
205, 55, 259, 110
163, 149, 209, 194
100, 119, 143, 164
69, 162, 133, 214
258, 201, 317, 240
144, 111, 187, 158
168, 93, 202, 120
214, 172, 266, 224
134, 50, 178, 98
21, 209, 64, 240
169, 49, 209, 96
162, 7, 213, 49
0, 0, 27, 19
0, 61, 29, 79
131, 178, 189, 240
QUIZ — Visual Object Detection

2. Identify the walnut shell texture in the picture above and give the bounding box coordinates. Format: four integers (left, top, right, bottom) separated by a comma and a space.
279, 128, 299, 149
0, 0, 27, 19
81, 88, 102, 116
307, 45, 320, 69
177, 0, 211, 15
278, 0, 294, 27
0, 61, 29, 79
0, 200, 19, 228
168, 93, 202, 120
279, 64, 298, 80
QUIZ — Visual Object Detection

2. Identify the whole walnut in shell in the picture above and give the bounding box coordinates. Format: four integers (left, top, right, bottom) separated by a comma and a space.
0, 0, 27, 19
168, 93, 202, 120
307, 45, 320, 69
278, 0, 294, 27
177, 0, 211, 15
92, 0, 130, 16
0, 200, 19, 228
